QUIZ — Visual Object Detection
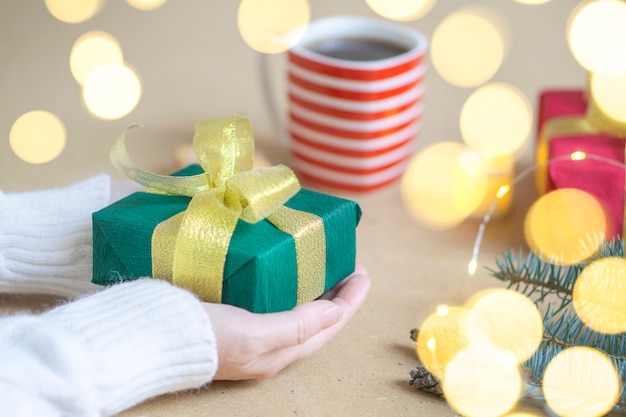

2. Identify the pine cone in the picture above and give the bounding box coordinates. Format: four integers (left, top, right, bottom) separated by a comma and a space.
409, 328, 443, 396
409, 364, 443, 396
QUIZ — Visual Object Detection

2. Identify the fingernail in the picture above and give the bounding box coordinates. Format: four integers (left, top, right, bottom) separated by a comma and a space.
322, 304, 343, 328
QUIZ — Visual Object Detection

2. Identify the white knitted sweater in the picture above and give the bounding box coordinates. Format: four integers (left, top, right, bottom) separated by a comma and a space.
0, 176, 218, 416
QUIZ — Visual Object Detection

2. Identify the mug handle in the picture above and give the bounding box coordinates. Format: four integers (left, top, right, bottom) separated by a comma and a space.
256, 51, 290, 149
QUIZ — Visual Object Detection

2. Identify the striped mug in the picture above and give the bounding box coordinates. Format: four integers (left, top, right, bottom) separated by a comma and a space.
266, 15, 428, 193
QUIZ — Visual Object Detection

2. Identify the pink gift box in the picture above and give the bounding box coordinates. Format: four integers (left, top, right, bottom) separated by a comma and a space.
536, 90, 626, 240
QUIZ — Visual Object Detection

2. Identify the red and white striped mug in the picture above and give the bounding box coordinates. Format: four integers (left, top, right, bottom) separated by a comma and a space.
264, 15, 428, 193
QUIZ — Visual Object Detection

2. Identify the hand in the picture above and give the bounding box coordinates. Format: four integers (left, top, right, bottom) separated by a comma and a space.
203, 266, 370, 380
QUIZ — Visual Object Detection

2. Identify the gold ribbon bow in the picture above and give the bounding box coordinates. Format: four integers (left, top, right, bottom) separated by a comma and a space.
111, 116, 326, 303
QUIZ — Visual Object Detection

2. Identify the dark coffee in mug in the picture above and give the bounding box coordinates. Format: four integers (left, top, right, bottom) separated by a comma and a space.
307, 38, 408, 62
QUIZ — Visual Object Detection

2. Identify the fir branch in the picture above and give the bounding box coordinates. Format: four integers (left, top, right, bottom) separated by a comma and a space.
488, 238, 626, 316
492, 239, 626, 409
409, 238, 626, 411
487, 248, 580, 313
587, 238, 625, 260
523, 343, 626, 409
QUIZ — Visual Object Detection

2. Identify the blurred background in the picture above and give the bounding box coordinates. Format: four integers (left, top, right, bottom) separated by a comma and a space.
0, 0, 586, 192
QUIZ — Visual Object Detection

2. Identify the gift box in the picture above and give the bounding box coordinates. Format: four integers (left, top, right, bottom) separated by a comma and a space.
535, 90, 626, 240
92, 116, 361, 313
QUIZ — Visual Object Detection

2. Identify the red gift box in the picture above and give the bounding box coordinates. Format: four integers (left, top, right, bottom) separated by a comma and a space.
535, 90, 626, 240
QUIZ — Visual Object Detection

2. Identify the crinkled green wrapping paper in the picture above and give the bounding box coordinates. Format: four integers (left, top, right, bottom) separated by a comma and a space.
92, 164, 361, 313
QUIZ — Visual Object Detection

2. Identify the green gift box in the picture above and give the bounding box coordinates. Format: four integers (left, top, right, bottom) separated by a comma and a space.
92, 163, 361, 313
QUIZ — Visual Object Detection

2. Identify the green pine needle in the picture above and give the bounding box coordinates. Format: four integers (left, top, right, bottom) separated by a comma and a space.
409, 238, 626, 410
488, 238, 626, 408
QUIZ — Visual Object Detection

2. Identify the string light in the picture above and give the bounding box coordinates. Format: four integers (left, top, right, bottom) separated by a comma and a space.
496, 184, 510, 199
467, 259, 478, 276
426, 337, 437, 351
467, 152, 626, 277
436, 304, 450, 316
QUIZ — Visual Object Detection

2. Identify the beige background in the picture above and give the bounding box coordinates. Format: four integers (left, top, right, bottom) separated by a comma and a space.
0, 1, 596, 416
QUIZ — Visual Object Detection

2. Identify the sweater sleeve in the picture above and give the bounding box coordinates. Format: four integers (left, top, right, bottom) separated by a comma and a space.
0, 279, 218, 417
0, 175, 111, 298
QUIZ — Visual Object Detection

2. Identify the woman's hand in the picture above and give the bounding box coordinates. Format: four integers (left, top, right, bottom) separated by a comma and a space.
203, 266, 370, 380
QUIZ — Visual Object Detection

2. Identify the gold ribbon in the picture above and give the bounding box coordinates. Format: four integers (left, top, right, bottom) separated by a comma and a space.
111, 116, 326, 303
536, 92, 626, 237
535, 116, 600, 196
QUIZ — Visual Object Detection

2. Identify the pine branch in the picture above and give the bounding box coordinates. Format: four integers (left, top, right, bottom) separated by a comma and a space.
524, 343, 626, 409
408, 238, 626, 411
492, 239, 626, 409
487, 248, 580, 313
543, 308, 624, 353
489, 238, 625, 315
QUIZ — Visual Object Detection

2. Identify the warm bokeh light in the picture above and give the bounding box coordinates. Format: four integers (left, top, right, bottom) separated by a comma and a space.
416, 306, 470, 380
591, 69, 626, 124
9, 111, 67, 164
497, 184, 510, 199
237, 0, 310, 54
70, 31, 124, 86
460, 83, 532, 156
126, 0, 167, 11
524, 188, 607, 265
573, 257, 626, 334
443, 345, 521, 417
364, 0, 437, 21
470, 153, 515, 219
513, 0, 551, 4
467, 259, 478, 276
431, 7, 506, 87
435, 304, 449, 316
82, 63, 142, 120
465, 288, 543, 364
567, 0, 626, 74
401, 142, 488, 230
44, 0, 104, 23
543, 346, 620, 417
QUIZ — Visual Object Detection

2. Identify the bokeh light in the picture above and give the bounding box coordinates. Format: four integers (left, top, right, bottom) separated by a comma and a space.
401, 142, 489, 230
590, 69, 626, 124
466, 288, 543, 364
82, 63, 142, 120
44, 0, 104, 23
543, 346, 620, 417
9, 111, 67, 164
524, 188, 607, 265
431, 7, 507, 87
573, 257, 626, 334
460, 83, 532, 157
443, 345, 521, 417
70, 31, 124, 85
567, 0, 626, 74
126, 0, 167, 11
364, 0, 437, 22
237, 0, 310, 54
416, 305, 470, 380
470, 154, 515, 219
